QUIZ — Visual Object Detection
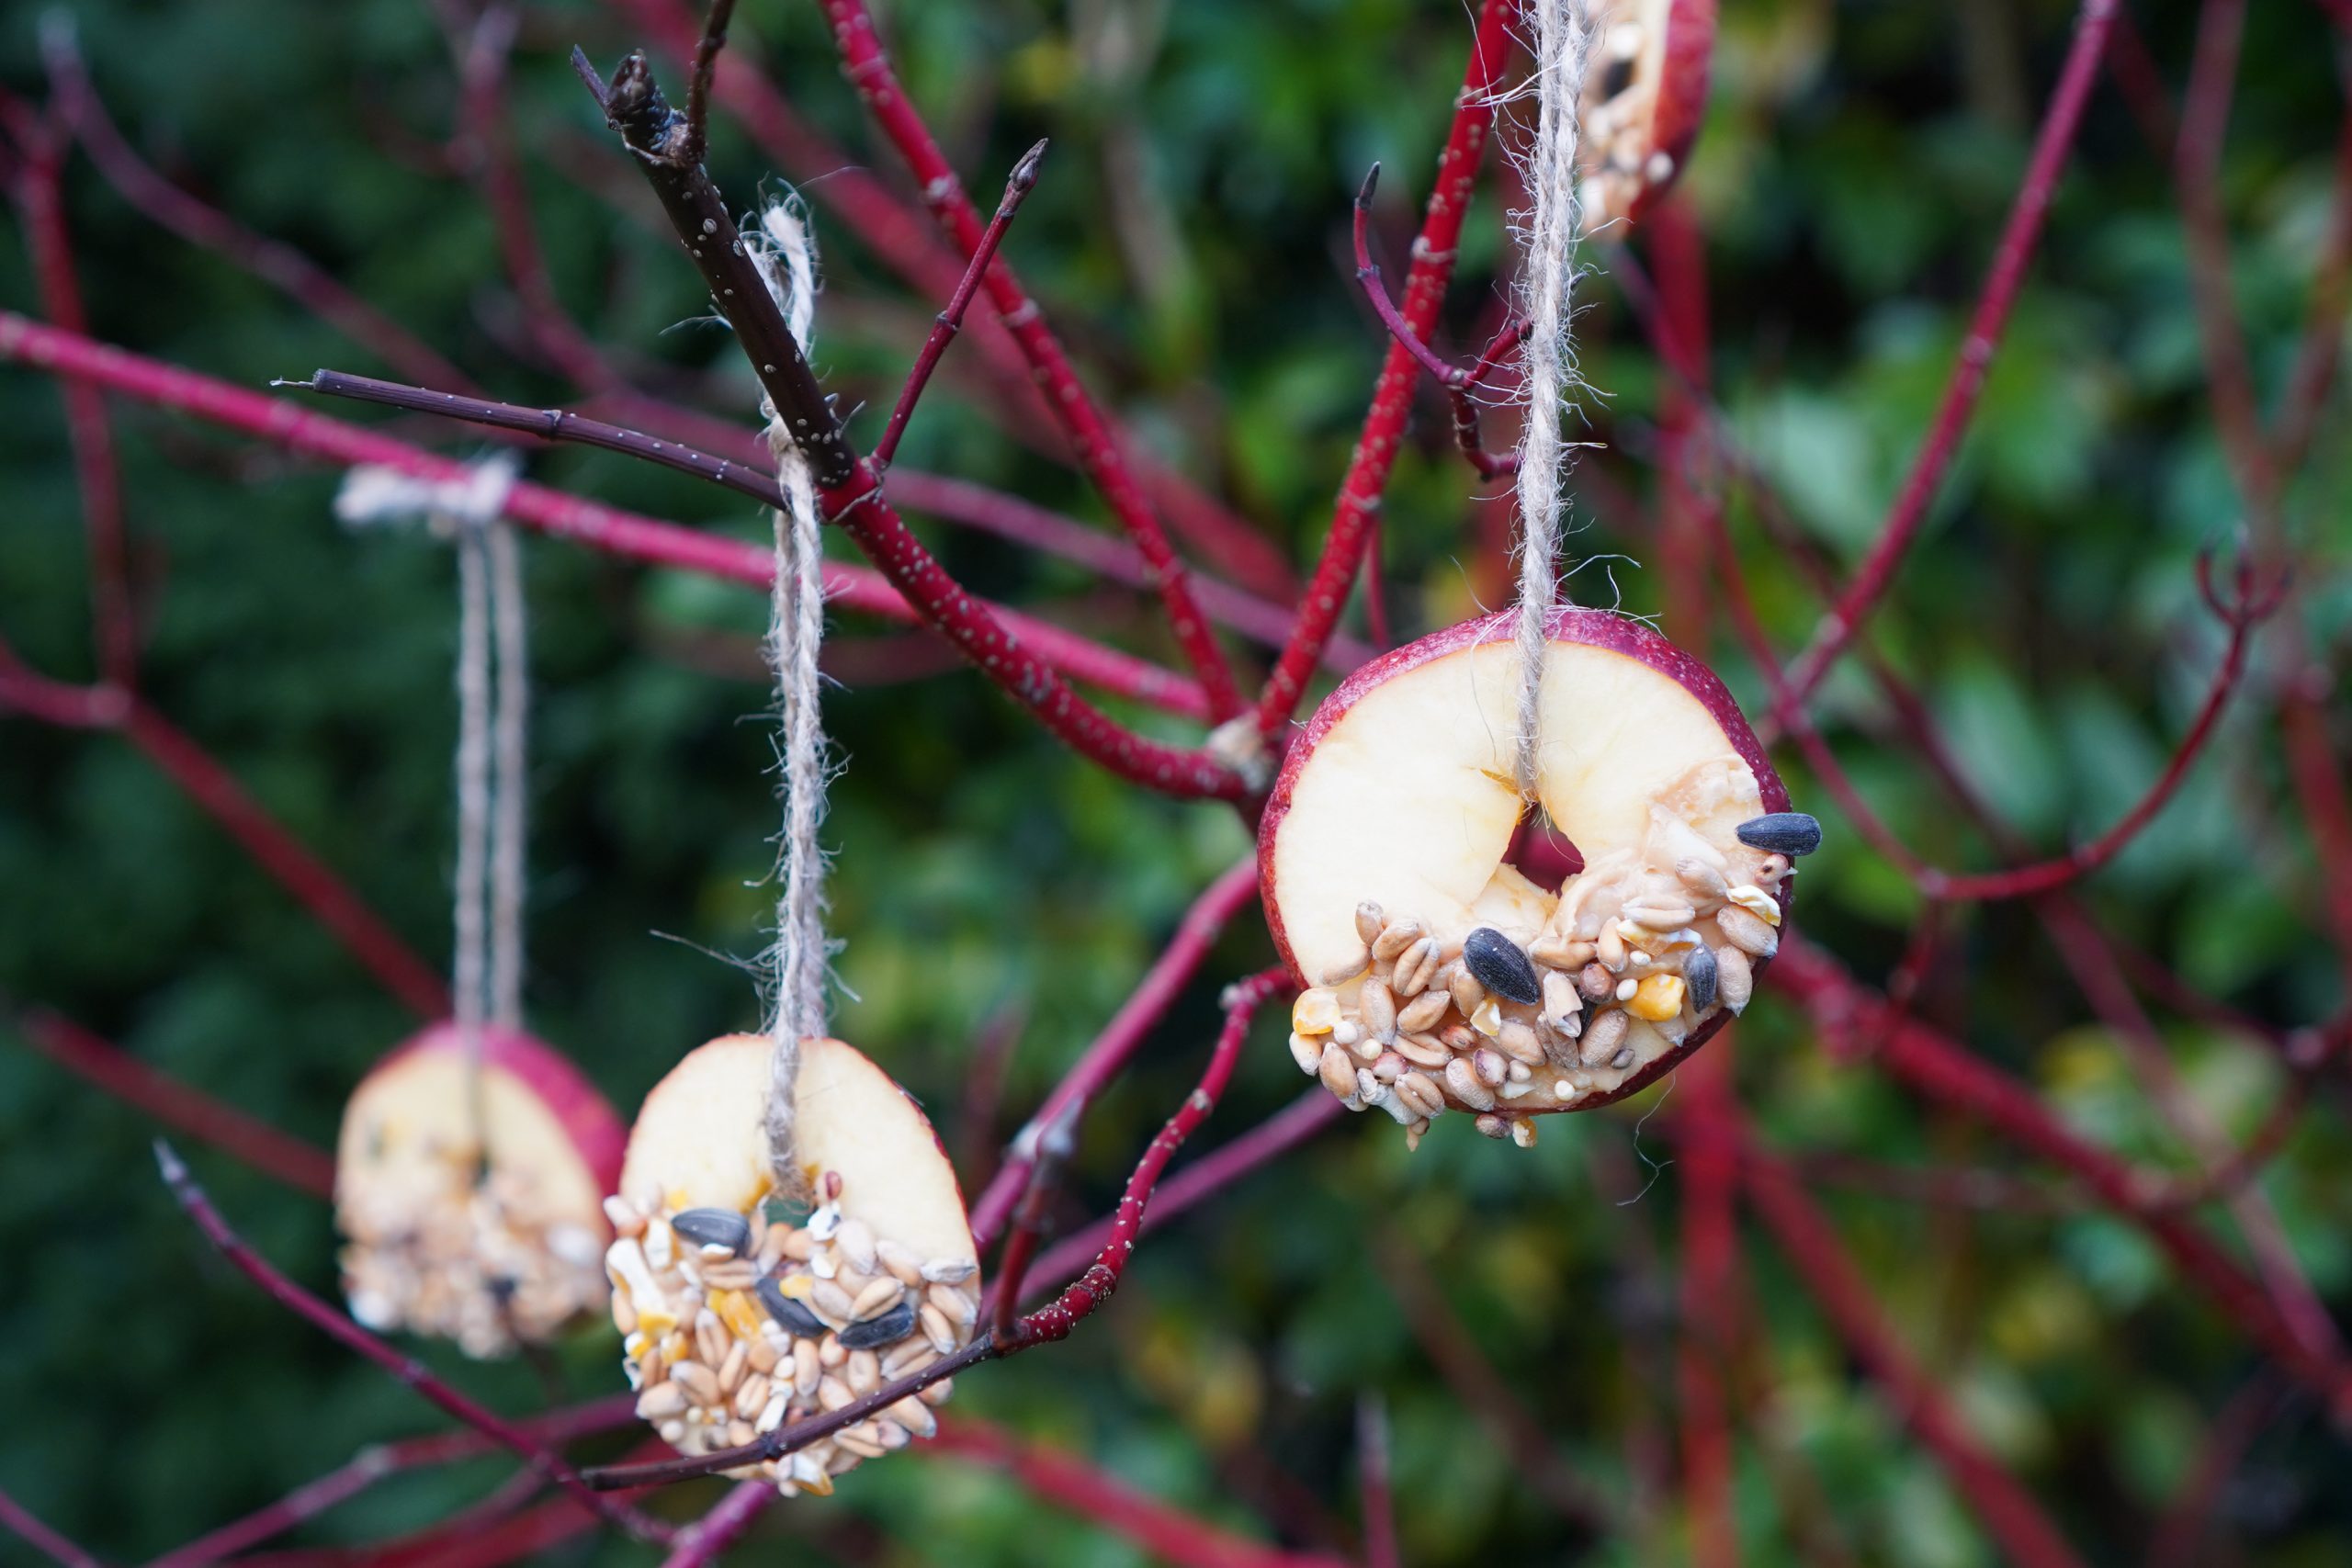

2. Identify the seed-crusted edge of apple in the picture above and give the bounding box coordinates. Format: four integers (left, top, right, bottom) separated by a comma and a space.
1257, 605, 1791, 1116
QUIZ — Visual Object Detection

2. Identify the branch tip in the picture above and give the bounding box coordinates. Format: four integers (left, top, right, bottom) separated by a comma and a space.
1010, 138, 1048, 196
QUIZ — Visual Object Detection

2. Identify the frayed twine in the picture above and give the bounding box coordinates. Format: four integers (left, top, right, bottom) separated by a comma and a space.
749, 189, 835, 1204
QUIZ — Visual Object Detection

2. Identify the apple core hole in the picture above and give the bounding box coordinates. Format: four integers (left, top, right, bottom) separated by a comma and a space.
1505, 803, 1583, 893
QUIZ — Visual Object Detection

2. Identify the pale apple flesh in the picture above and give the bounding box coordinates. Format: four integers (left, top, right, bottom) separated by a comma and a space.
1581, 0, 1718, 229
335, 1023, 625, 1358
606, 1034, 978, 1496
1260, 607, 1798, 1136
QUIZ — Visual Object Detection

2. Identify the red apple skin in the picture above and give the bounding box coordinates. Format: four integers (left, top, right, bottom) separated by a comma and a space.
370, 1021, 628, 1195
1258, 604, 1790, 1114
1623, 0, 1718, 228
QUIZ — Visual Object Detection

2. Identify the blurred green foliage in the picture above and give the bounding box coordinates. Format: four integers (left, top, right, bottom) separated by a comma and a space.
3, 0, 2348, 1563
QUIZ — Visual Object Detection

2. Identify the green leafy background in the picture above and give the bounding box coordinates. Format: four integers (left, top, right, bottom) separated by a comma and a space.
2, 0, 2347, 1562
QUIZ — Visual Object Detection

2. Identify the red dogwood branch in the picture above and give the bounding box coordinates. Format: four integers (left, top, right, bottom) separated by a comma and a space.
932, 1415, 1344, 1568
0, 312, 1212, 724
0, 627, 447, 1016
153, 1141, 673, 1545
2, 89, 137, 689
15, 1008, 338, 1197
40, 21, 479, 396
1741, 1144, 2090, 1568
0, 1487, 101, 1568
971, 856, 1261, 1247
1768, 935, 2352, 1415
818, 0, 1246, 727
1251, 0, 1520, 739
653, 1481, 768, 1568
1023, 1091, 1342, 1304
148, 1396, 639, 1568
1777, 0, 2121, 712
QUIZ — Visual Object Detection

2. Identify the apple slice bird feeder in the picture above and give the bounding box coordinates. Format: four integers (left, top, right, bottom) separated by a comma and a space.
336, 1022, 626, 1356
604, 1034, 980, 1495
1260, 607, 1818, 1145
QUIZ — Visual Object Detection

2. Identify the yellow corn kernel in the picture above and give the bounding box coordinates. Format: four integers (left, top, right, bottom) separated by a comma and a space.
1627, 974, 1686, 1022
636, 1307, 679, 1339
1291, 987, 1341, 1035
773, 1272, 816, 1300
1470, 998, 1503, 1037
714, 1289, 763, 1341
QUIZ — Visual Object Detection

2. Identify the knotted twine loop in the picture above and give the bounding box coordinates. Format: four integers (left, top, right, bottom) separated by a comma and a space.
751, 196, 832, 1206
1509, 0, 1600, 799
335, 455, 526, 1153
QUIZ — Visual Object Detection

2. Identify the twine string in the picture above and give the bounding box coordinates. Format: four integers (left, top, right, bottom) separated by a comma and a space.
1510, 0, 1598, 798
334, 456, 523, 1166
753, 197, 831, 1202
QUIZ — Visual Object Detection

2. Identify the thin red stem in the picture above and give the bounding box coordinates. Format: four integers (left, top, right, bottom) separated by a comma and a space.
146, 1397, 639, 1568
875, 140, 1046, 468
655, 1481, 767, 1568
40, 24, 478, 394
17, 1008, 337, 1197
0, 1487, 101, 1568
153, 1143, 673, 1544
1741, 1144, 2090, 1568
1349, 168, 1524, 480
1251, 0, 1519, 739
4, 100, 137, 688
296, 369, 1345, 669
0, 314, 1211, 724
1356, 1397, 1398, 1568
1374, 1230, 1615, 1531
819, 0, 1246, 725
1769, 935, 2352, 1414
1778, 0, 2121, 713
1022, 1091, 1343, 1302
971, 857, 1261, 1247
122, 702, 451, 1016
931, 1415, 1342, 1568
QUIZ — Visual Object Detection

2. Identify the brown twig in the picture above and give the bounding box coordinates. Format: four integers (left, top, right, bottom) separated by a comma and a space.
681, 0, 737, 169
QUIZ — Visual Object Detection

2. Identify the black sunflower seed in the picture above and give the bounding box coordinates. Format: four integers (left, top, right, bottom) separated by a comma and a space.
837, 1298, 919, 1350
670, 1207, 752, 1255
1462, 927, 1541, 1005
1683, 943, 1719, 1012
756, 1276, 828, 1337
1735, 812, 1822, 856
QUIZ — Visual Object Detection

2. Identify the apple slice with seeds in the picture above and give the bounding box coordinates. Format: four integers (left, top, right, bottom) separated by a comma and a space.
1581, 0, 1718, 229
1260, 606, 1814, 1145
335, 1022, 626, 1358
606, 1034, 978, 1496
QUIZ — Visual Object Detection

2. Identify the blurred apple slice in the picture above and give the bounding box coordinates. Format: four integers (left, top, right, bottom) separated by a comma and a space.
336, 1022, 624, 1356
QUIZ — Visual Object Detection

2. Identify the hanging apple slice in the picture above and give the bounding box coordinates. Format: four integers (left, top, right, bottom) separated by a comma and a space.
605, 1033, 978, 1496
335, 1022, 626, 1357
1260, 606, 1815, 1144
1581, 0, 1718, 228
